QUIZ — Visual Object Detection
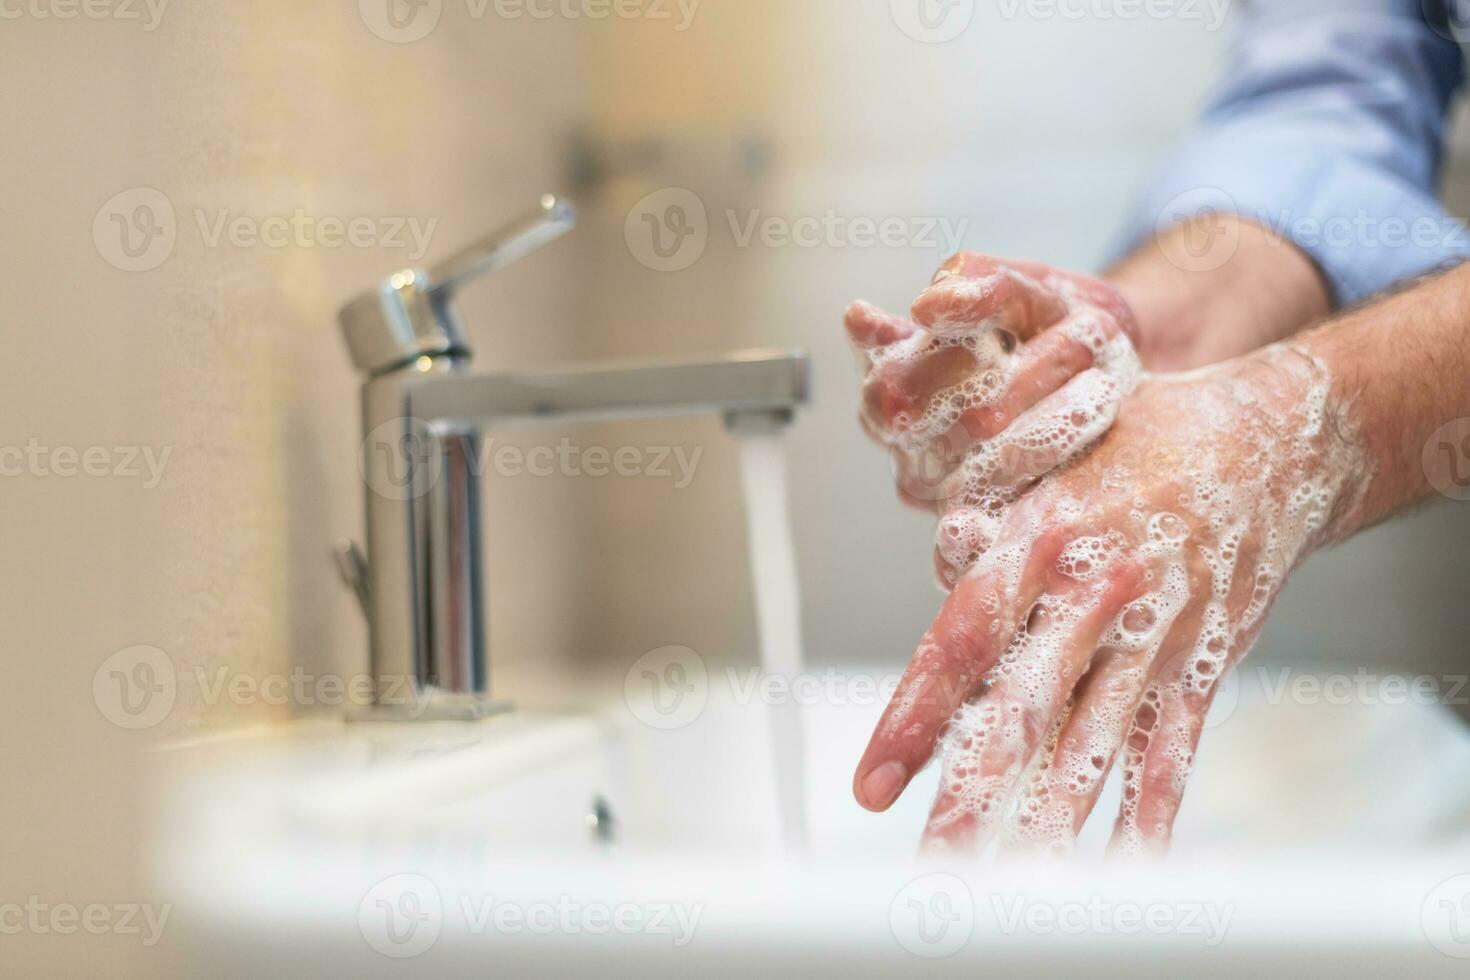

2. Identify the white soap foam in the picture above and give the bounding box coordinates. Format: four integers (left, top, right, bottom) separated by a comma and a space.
917, 345, 1372, 856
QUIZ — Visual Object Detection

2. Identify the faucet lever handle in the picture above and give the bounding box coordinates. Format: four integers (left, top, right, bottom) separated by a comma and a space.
426, 194, 577, 298
338, 194, 576, 376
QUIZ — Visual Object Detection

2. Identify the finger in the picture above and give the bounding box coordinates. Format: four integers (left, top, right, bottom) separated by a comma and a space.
926, 367, 1128, 582
861, 342, 978, 437
933, 501, 1012, 590
911, 310, 1123, 479
1000, 560, 1194, 854
924, 253, 1141, 349
1107, 526, 1276, 857
908, 323, 1137, 568
1000, 652, 1142, 856
932, 253, 1101, 297
920, 559, 1144, 852
852, 526, 1071, 812
844, 300, 917, 349
847, 300, 965, 447
914, 258, 1069, 340
862, 304, 1134, 472
1108, 610, 1258, 858
944, 366, 1125, 498
1109, 679, 1206, 859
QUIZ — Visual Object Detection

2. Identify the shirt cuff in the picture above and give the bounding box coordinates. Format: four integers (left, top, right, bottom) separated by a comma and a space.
1118, 132, 1470, 308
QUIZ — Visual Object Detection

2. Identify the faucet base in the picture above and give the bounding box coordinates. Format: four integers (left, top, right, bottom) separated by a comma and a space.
345, 696, 514, 724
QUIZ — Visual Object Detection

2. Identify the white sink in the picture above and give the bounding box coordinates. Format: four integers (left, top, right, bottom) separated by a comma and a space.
152, 664, 1470, 976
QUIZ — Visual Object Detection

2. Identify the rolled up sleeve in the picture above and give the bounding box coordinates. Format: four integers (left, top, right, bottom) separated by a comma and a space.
1121, 0, 1470, 307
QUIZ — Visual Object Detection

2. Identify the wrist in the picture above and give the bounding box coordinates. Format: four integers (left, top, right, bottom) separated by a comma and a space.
1290, 262, 1470, 539
1270, 340, 1377, 550
1107, 215, 1332, 371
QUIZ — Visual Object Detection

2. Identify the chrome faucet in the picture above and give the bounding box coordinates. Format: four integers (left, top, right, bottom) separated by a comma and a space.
335, 196, 809, 720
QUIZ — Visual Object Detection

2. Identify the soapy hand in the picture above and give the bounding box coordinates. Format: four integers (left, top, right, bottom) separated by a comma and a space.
845, 254, 1143, 588
851, 343, 1370, 856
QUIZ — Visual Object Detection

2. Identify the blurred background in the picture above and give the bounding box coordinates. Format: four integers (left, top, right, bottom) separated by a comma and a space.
5, 1, 1470, 974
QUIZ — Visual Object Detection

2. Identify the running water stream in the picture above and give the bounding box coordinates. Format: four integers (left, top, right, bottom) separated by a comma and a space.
736, 431, 810, 853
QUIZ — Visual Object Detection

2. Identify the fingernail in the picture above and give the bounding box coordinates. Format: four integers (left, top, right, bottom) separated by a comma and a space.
860, 760, 908, 810
917, 279, 947, 300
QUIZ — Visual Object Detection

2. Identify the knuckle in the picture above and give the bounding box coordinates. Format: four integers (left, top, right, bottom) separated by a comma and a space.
944, 608, 995, 668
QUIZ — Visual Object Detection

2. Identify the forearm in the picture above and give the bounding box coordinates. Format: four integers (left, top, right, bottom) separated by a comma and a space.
1109, 1, 1467, 372
1294, 261, 1470, 536
1107, 215, 1331, 370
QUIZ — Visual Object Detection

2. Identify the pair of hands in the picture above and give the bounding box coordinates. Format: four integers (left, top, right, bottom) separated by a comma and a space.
845, 254, 1366, 855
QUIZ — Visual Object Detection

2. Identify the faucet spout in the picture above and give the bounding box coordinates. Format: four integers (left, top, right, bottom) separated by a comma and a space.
351, 347, 809, 720
410, 350, 809, 430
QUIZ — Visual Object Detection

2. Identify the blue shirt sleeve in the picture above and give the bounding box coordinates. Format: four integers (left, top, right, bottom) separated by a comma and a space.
1119, 0, 1470, 307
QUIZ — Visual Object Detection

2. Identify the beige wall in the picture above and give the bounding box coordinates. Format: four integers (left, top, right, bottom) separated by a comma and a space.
3, 4, 593, 975
5, 2, 598, 738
